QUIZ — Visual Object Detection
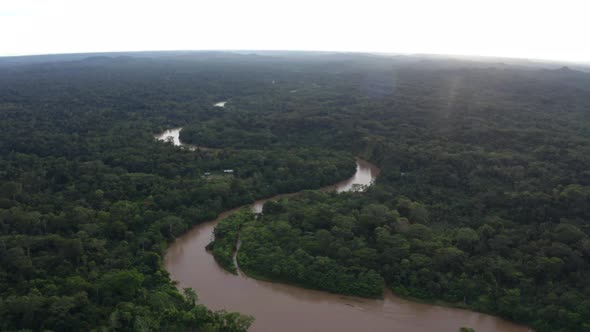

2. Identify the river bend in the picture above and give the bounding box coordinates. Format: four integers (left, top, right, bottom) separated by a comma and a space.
159, 128, 531, 332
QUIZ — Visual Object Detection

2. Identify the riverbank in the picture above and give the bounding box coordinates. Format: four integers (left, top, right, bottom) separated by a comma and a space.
160, 127, 532, 332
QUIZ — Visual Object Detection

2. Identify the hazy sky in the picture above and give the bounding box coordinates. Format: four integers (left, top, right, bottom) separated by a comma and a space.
1, 0, 589, 63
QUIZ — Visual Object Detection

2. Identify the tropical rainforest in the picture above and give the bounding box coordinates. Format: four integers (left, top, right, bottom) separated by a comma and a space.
0, 51, 589, 331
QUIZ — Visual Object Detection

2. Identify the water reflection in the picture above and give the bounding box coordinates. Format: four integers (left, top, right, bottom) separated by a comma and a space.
154, 127, 182, 146
158, 128, 531, 332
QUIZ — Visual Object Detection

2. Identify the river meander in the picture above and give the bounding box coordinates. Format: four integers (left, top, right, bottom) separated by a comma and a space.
159, 128, 532, 332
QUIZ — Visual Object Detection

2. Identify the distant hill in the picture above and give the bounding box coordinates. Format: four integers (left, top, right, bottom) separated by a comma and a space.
1, 50, 589, 72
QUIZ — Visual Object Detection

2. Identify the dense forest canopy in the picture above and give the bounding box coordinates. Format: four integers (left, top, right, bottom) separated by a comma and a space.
1, 51, 590, 331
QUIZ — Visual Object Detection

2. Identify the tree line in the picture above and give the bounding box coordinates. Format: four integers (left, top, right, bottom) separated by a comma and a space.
1, 52, 589, 331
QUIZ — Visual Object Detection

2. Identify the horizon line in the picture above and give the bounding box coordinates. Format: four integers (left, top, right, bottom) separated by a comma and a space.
1, 49, 589, 66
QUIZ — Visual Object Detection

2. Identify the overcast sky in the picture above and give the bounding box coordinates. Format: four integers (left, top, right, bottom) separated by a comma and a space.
1, 0, 589, 63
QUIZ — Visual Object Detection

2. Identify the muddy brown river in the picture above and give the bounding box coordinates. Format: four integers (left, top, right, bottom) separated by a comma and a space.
160, 128, 532, 332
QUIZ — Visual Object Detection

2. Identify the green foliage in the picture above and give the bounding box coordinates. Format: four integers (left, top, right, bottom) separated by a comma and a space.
0, 54, 358, 331
225, 184, 590, 331
1, 52, 590, 331
209, 209, 255, 274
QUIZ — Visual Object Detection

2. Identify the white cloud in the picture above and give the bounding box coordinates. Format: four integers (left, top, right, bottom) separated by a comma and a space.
0, 0, 588, 62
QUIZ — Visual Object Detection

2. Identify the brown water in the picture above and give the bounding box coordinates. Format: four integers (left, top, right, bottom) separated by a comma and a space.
161, 129, 532, 332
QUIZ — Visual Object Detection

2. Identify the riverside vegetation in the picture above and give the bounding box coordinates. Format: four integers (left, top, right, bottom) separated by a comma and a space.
1, 51, 589, 331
